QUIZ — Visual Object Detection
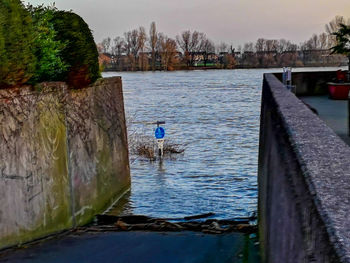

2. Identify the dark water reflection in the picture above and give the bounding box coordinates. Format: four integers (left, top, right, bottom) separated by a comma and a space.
103, 67, 338, 219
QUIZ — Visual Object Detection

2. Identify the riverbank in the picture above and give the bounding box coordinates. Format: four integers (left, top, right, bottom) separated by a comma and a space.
102, 63, 348, 73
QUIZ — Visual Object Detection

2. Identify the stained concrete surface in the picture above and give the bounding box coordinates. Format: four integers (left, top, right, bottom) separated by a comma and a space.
0, 78, 130, 249
259, 74, 350, 262
0, 231, 259, 263
300, 95, 350, 145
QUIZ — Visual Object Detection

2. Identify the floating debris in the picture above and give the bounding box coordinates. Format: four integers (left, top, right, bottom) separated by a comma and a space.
89, 214, 257, 234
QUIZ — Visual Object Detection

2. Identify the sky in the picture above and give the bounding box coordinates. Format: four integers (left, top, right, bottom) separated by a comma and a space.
24, 0, 350, 48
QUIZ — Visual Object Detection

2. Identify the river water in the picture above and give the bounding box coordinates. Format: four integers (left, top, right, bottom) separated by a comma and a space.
103, 67, 342, 220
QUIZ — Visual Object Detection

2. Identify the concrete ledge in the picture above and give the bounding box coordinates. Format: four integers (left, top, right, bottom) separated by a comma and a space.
258, 73, 350, 262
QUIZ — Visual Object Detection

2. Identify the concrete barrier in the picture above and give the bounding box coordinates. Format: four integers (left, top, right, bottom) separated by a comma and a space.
0, 77, 130, 249
258, 73, 350, 262
274, 71, 337, 96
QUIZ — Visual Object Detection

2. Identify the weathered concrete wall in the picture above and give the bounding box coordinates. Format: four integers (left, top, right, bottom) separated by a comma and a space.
66, 78, 130, 226
0, 77, 130, 249
259, 73, 350, 263
274, 71, 336, 96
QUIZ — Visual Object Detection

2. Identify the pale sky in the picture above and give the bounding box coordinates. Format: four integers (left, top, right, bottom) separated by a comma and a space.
24, 0, 350, 48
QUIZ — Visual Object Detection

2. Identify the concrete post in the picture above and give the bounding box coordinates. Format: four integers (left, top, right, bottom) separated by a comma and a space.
348, 89, 350, 136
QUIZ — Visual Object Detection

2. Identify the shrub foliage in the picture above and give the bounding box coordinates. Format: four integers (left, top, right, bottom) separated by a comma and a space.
51, 11, 100, 88
0, 2, 100, 89
331, 23, 350, 72
0, 0, 36, 87
27, 5, 68, 83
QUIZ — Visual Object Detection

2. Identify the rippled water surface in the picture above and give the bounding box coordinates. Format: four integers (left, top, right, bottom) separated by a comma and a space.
103, 67, 338, 219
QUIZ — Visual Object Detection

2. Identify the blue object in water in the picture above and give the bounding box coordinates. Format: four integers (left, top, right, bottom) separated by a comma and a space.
155, 127, 165, 139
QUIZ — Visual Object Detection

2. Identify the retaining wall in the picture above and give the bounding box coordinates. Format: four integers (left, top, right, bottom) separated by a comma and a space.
258, 73, 350, 262
0, 77, 130, 249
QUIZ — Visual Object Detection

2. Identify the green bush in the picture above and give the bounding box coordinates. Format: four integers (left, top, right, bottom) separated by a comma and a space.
0, 0, 36, 88
331, 23, 350, 72
27, 5, 68, 83
51, 11, 100, 88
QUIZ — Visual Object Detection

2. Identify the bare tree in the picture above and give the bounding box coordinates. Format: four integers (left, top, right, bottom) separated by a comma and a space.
123, 31, 131, 55
255, 38, 266, 67
189, 31, 202, 65
318, 33, 329, 49
285, 41, 298, 52
301, 34, 320, 50
131, 29, 139, 68
176, 30, 203, 66
217, 42, 228, 53
255, 38, 266, 52
112, 36, 125, 70
138, 26, 148, 70
265, 39, 278, 52
97, 16, 350, 71
176, 30, 191, 66
311, 34, 319, 49
277, 39, 290, 53
123, 29, 140, 70
325, 16, 346, 35
149, 22, 158, 71
199, 35, 215, 66
158, 33, 178, 70
101, 37, 111, 53
325, 16, 350, 47
243, 42, 254, 52
242, 42, 257, 67
190, 31, 201, 52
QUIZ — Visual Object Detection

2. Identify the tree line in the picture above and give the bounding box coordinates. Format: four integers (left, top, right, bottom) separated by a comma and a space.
98, 16, 350, 71
98, 22, 232, 71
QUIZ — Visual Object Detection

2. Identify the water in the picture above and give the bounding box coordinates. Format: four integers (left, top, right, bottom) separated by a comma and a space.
103, 67, 343, 220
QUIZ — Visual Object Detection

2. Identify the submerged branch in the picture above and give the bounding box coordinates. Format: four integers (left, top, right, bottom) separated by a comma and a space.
93, 214, 257, 234
129, 132, 185, 161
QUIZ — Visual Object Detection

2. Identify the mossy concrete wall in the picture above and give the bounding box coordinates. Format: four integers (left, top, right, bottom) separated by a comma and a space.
0, 77, 130, 249
259, 73, 350, 262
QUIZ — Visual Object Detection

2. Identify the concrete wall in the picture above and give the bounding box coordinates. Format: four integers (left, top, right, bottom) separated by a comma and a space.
0, 77, 130, 249
258, 73, 350, 263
